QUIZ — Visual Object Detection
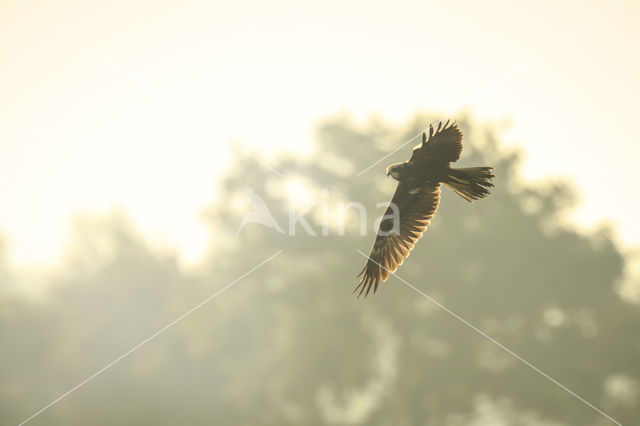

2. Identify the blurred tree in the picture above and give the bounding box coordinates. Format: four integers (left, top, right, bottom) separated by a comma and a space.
1, 114, 638, 425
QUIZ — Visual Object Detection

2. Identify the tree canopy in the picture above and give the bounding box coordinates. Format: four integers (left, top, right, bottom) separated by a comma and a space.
1, 114, 638, 425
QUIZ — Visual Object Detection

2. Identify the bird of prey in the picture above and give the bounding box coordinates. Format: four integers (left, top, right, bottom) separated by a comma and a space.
355, 120, 494, 296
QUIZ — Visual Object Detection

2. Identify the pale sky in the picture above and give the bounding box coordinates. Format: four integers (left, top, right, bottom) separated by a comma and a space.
1, 0, 639, 268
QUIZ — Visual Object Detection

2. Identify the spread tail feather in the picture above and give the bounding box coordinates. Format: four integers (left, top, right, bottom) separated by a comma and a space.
445, 167, 494, 202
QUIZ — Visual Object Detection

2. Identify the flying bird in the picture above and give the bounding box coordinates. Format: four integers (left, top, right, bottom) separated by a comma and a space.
356, 120, 494, 296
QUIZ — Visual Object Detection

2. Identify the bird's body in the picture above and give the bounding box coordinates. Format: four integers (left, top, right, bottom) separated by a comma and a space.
356, 120, 494, 297
387, 157, 449, 185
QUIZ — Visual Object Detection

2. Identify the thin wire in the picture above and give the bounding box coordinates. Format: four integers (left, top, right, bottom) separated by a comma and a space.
17, 250, 283, 426
356, 250, 623, 426
558, 0, 626, 43
357, 0, 627, 178
244, 150, 283, 176
356, 131, 423, 176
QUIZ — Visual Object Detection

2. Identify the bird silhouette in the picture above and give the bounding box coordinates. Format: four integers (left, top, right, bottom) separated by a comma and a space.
356, 120, 494, 296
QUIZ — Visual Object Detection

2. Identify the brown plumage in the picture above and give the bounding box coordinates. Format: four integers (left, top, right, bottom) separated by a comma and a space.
355, 120, 494, 297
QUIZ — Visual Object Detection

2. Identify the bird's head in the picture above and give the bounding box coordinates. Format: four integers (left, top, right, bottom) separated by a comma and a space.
386, 162, 407, 181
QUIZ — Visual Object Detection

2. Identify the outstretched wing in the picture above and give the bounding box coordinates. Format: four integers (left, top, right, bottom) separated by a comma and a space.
356, 182, 441, 296
410, 119, 463, 163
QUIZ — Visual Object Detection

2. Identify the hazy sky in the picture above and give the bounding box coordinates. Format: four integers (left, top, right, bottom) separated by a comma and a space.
1, 0, 639, 267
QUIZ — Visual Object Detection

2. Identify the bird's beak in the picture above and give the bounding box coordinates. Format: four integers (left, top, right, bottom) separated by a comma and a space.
386, 171, 390, 176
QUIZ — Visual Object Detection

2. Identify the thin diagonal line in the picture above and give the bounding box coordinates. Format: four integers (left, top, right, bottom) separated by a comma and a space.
14, 0, 55, 26
356, 250, 623, 426
358, 0, 627, 175
483, 0, 627, 100
245, 150, 283, 176
356, 131, 422, 176
559, 0, 626, 43
17, 250, 283, 426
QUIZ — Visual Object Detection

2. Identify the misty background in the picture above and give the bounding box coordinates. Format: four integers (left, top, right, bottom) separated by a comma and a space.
2, 0, 640, 425
2, 114, 640, 425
